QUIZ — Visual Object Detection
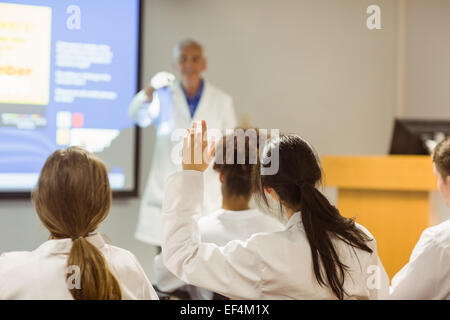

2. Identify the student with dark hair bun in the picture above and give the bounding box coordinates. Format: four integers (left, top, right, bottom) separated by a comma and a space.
390, 137, 450, 300
0, 147, 158, 300
162, 121, 389, 300
154, 128, 283, 299
200, 128, 284, 245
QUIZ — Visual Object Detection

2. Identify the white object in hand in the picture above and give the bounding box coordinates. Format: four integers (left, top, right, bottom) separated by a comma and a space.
150, 71, 176, 89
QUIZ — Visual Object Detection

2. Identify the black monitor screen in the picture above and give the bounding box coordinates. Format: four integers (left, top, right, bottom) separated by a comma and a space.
389, 119, 450, 155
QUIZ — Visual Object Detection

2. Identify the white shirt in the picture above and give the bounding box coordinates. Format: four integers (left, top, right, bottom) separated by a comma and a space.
199, 208, 285, 246
390, 219, 450, 300
162, 171, 390, 300
0, 233, 158, 300
130, 80, 237, 246
154, 208, 285, 297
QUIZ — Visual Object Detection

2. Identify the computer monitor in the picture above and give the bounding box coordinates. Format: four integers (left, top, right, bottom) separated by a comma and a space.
389, 119, 450, 155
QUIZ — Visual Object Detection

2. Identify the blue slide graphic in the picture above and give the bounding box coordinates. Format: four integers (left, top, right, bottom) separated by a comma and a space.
0, 0, 140, 191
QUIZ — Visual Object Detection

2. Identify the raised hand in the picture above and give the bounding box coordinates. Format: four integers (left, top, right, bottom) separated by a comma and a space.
182, 120, 215, 172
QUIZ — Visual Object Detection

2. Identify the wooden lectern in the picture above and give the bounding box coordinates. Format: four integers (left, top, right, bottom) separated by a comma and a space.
321, 156, 437, 279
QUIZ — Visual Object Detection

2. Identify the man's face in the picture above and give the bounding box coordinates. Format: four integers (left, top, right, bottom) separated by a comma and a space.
434, 164, 450, 207
175, 44, 206, 84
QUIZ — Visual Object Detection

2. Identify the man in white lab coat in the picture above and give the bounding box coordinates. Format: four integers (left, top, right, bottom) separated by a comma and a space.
390, 137, 450, 300
129, 39, 237, 247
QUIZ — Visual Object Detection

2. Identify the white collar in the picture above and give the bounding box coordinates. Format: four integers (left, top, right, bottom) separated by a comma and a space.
285, 211, 302, 230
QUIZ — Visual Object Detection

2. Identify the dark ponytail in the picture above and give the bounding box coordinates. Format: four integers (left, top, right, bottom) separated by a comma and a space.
300, 183, 372, 299
254, 134, 373, 299
213, 127, 260, 198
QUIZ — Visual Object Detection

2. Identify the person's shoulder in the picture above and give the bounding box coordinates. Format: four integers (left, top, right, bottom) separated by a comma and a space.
198, 209, 223, 226
0, 250, 45, 299
204, 81, 232, 100
0, 250, 35, 264
0, 250, 39, 278
103, 244, 150, 278
199, 208, 224, 222
198, 210, 226, 242
240, 226, 301, 265
354, 222, 375, 240
255, 210, 285, 230
103, 244, 140, 263
246, 223, 288, 247
425, 219, 450, 235
418, 219, 450, 251
352, 222, 380, 253
99, 244, 156, 299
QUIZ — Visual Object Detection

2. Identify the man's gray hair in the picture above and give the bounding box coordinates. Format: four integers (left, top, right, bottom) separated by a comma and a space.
172, 39, 204, 61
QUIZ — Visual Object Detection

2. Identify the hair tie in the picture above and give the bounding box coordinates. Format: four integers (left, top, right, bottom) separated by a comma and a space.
72, 236, 84, 241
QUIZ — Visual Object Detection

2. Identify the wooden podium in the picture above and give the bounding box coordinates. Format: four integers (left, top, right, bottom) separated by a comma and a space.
321, 156, 438, 279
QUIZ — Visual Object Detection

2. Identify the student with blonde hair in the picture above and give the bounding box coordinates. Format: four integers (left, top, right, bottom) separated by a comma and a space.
162, 121, 389, 300
390, 137, 450, 300
0, 147, 158, 300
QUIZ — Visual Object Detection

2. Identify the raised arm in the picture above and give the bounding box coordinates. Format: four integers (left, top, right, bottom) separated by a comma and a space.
161, 121, 263, 299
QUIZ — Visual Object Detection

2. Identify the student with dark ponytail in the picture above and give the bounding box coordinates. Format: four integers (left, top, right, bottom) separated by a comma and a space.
254, 134, 386, 299
0, 147, 158, 300
162, 121, 389, 299
154, 128, 283, 299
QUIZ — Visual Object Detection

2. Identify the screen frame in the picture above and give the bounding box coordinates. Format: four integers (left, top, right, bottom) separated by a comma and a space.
389, 118, 450, 155
0, 0, 143, 200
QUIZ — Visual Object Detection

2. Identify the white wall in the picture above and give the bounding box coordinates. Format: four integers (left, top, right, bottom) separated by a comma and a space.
142, 0, 397, 155
403, 0, 450, 119
402, 0, 450, 221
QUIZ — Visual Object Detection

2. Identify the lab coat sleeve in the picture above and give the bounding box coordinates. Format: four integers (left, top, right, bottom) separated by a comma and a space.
162, 171, 263, 300
389, 228, 446, 300
153, 253, 188, 292
128, 90, 159, 128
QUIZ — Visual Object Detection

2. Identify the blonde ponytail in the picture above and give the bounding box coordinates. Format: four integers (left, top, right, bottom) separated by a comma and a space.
68, 238, 121, 300
33, 147, 122, 300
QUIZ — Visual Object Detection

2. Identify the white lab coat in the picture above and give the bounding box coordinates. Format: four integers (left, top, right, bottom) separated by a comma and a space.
130, 80, 237, 246
162, 171, 390, 300
0, 233, 158, 300
154, 208, 285, 298
199, 208, 285, 245
390, 219, 450, 300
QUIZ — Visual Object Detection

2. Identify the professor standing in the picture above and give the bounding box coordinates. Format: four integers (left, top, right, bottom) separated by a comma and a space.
129, 39, 237, 247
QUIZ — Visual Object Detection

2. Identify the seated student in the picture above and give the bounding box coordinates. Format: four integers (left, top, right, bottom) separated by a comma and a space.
0, 147, 158, 300
153, 128, 284, 299
161, 121, 389, 300
390, 137, 450, 300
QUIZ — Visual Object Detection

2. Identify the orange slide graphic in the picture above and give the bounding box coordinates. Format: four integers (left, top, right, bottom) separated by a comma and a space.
0, 3, 52, 105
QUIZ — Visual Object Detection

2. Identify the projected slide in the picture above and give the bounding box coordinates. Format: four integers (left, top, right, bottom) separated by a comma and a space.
0, 3, 51, 105
0, 0, 140, 193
